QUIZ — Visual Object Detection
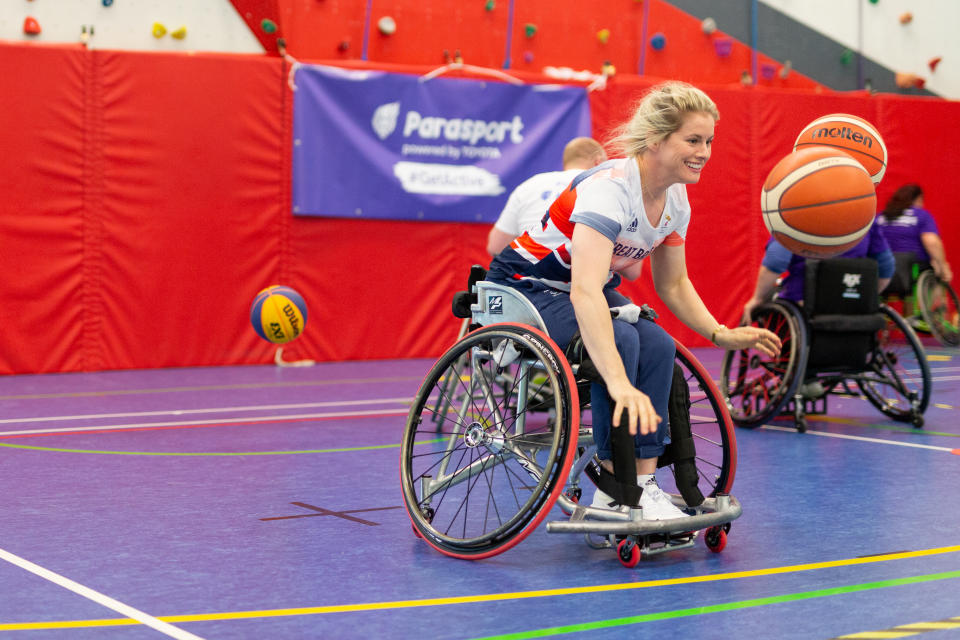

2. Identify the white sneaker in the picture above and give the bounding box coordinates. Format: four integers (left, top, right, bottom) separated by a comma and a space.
638, 477, 689, 520
590, 487, 630, 513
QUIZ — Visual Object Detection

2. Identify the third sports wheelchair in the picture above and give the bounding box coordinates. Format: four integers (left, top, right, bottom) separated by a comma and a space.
883, 251, 959, 348
400, 266, 740, 568
720, 256, 931, 433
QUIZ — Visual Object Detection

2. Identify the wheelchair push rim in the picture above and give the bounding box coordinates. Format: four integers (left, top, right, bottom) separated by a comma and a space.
400, 323, 579, 559
916, 270, 960, 347
720, 301, 807, 429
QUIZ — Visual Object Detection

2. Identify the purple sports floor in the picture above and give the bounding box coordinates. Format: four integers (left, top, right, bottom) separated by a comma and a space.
1, 345, 959, 639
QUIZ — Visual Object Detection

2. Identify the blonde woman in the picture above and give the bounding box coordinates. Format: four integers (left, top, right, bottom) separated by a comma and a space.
487, 81, 780, 519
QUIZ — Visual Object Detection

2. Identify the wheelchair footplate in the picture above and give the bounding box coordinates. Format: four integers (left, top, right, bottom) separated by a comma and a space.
547, 493, 741, 567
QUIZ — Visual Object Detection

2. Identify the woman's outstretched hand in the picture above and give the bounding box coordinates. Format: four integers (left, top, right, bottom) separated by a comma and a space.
714, 326, 781, 357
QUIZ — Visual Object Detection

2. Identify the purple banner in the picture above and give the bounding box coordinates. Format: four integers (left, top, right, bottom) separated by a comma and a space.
291, 65, 591, 223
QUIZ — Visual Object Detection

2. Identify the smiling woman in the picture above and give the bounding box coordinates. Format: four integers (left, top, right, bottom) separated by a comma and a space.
486, 81, 783, 519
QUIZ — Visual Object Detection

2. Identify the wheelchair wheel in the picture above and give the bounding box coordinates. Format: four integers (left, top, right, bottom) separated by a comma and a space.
916, 270, 960, 347
858, 305, 931, 425
581, 340, 737, 500
720, 301, 807, 428
400, 323, 579, 559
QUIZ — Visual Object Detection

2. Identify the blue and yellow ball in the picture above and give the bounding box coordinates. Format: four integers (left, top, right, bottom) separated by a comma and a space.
250, 285, 308, 344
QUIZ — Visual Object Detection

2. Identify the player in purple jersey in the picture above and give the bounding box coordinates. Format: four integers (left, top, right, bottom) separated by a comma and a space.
876, 183, 952, 283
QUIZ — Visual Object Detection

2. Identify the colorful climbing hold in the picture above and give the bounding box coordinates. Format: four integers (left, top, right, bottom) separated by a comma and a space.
171, 26, 187, 40
152, 22, 166, 38
523, 51, 534, 64
929, 56, 942, 72
760, 63, 776, 80
102, 0, 113, 6
524, 23, 537, 38
779, 60, 793, 79
713, 37, 732, 58
338, 39, 350, 52
899, 12, 913, 25
261, 19, 277, 34
701, 17, 716, 35
484, 0, 495, 11
377, 16, 396, 35
650, 32, 666, 50
840, 49, 854, 65
597, 28, 610, 44
23, 16, 41, 36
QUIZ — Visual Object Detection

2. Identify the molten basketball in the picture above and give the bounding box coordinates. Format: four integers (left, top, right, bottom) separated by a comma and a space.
794, 113, 887, 185
761, 147, 877, 259
250, 285, 308, 344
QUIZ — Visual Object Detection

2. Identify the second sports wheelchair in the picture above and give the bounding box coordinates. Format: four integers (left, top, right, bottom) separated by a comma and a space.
883, 251, 959, 348
720, 257, 931, 433
400, 266, 740, 568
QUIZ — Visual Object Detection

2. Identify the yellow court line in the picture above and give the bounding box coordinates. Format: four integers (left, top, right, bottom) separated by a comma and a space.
3, 545, 959, 630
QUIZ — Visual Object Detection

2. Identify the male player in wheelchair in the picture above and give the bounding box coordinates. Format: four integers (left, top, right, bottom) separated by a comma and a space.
486, 81, 780, 520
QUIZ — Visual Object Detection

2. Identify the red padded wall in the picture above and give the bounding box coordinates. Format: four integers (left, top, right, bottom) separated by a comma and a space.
1, 41, 958, 374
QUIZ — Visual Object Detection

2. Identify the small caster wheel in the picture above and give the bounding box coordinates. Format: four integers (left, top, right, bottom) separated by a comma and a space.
796, 417, 808, 433
911, 413, 924, 429
617, 538, 641, 568
704, 526, 727, 553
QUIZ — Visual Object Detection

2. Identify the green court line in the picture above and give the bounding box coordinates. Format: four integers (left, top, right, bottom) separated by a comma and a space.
0, 438, 445, 457
471, 570, 960, 640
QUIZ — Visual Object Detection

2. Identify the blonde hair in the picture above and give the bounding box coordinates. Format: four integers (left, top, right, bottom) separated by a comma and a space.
608, 81, 719, 158
562, 137, 607, 169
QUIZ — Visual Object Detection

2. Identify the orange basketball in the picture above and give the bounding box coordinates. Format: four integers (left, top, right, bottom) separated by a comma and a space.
761, 147, 877, 259
794, 113, 887, 184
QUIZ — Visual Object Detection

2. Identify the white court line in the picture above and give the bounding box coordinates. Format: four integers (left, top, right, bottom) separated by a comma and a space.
0, 547, 203, 639
0, 408, 409, 438
0, 397, 411, 425
762, 424, 957, 452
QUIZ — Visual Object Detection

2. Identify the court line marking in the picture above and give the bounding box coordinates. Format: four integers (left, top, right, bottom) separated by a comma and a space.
762, 425, 960, 454
0, 408, 410, 438
0, 375, 423, 401
0, 397, 412, 425
0, 547, 204, 639
470, 570, 960, 640
2, 545, 958, 630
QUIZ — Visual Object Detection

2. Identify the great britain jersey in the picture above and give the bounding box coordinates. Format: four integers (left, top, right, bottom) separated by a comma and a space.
488, 157, 690, 291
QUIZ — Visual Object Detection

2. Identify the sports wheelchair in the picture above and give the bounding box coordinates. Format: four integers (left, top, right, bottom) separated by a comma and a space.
400, 266, 740, 567
883, 252, 959, 348
720, 257, 931, 433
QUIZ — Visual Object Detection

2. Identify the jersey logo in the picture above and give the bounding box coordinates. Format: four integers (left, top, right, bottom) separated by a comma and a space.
626, 217, 638, 232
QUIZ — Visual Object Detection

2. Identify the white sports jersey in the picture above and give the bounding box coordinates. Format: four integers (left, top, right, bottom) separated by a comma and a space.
490, 157, 690, 290
492, 168, 584, 237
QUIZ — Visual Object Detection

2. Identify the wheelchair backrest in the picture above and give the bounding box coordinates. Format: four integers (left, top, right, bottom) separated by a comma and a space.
804, 257, 880, 318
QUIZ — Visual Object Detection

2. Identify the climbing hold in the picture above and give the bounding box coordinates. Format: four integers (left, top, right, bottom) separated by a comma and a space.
102, 0, 113, 6
760, 62, 776, 80
650, 32, 666, 50
338, 39, 350, 52
484, 0, 495, 11
840, 49, 854, 65
701, 17, 716, 35
713, 37, 732, 58
895, 72, 924, 88
523, 51, 534, 64
602, 61, 616, 76
597, 28, 610, 44
929, 56, 942, 72
524, 23, 537, 38
80, 24, 95, 45
454, 49, 463, 64
261, 18, 277, 34
868, 0, 878, 3
152, 22, 166, 38
779, 60, 793, 79
740, 70, 752, 85
899, 12, 913, 25
23, 16, 41, 36
171, 26, 187, 40
377, 16, 396, 35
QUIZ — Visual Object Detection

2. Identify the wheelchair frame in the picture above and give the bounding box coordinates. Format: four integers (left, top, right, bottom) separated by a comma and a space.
721, 258, 932, 432
400, 278, 741, 567
884, 253, 959, 348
